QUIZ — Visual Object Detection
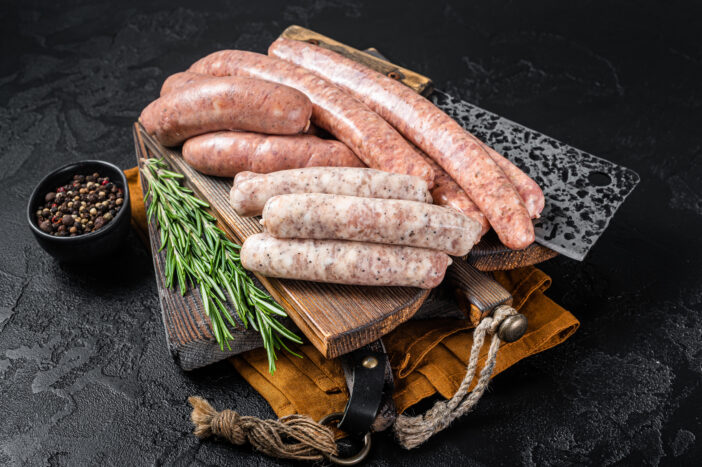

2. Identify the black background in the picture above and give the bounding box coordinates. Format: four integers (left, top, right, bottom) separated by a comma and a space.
1, 0, 701, 465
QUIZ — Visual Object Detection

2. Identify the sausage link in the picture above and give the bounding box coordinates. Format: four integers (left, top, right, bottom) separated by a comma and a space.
269, 38, 536, 249
140, 74, 312, 146
182, 131, 362, 178
241, 233, 451, 289
160, 71, 208, 95
479, 144, 545, 218
262, 193, 480, 256
419, 151, 490, 236
188, 50, 435, 187
231, 167, 432, 217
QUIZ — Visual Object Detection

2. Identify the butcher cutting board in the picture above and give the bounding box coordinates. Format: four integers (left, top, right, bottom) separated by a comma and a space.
134, 125, 431, 368
135, 29, 568, 369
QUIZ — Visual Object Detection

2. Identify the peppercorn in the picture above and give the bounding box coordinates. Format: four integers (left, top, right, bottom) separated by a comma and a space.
36, 171, 123, 236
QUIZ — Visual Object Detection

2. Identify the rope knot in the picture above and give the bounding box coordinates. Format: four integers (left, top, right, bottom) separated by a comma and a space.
188, 396, 338, 461
212, 409, 246, 445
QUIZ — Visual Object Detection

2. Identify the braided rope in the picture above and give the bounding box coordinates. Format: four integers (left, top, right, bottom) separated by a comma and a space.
393, 305, 516, 449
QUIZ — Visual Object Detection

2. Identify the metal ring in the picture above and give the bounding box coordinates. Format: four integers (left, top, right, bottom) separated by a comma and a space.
319, 412, 372, 466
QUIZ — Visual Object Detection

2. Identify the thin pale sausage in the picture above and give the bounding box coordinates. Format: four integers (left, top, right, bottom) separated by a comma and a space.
182, 131, 362, 178
268, 38, 536, 249
232, 167, 432, 217
241, 233, 451, 289
188, 50, 435, 187
140, 74, 311, 146
261, 193, 480, 256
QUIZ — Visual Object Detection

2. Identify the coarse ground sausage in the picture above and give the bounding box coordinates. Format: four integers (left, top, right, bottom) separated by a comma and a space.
140, 74, 312, 146
479, 145, 544, 218
182, 131, 363, 178
187, 50, 436, 187
160, 71, 207, 95
268, 38, 536, 249
261, 193, 480, 256
241, 233, 451, 289
230, 167, 432, 217
419, 151, 490, 236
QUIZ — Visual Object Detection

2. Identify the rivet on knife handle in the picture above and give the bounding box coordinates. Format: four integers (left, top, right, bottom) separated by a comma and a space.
493, 306, 528, 343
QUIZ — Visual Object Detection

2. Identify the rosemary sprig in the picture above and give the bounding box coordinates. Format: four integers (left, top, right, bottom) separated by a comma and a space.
140, 158, 302, 372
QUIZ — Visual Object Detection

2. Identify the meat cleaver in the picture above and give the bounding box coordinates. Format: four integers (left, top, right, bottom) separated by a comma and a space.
281, 26, 640, 262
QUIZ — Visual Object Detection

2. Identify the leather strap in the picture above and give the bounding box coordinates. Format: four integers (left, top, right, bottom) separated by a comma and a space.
338, 342, 388, 435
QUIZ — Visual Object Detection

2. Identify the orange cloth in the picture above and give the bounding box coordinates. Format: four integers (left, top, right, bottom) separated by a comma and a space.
125, 167, 148, 246
126, 166, 579, 420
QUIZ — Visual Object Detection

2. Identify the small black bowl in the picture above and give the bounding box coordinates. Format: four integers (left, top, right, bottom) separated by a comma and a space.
27, 160, 131, 262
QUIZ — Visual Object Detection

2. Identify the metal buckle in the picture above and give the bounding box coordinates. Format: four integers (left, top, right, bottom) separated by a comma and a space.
319, 412, 372, 466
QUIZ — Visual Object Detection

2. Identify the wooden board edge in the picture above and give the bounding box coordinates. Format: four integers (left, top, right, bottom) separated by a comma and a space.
323, 288, 430, 359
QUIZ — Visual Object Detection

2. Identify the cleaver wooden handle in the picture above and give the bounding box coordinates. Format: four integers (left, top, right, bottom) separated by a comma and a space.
281, 25, 434, 96
448, 258, 528, 342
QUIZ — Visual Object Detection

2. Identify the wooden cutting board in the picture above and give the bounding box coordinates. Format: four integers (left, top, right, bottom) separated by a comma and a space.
135, 27, 556, 370
134, 126, 431, 367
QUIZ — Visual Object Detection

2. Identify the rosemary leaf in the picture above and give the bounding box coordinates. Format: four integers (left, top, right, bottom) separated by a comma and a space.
141, 158, 299, 372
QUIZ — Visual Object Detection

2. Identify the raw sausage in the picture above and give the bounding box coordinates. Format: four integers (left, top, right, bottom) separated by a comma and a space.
241, 233, 451, 289
188, 50, 436, 187
139, 74, 312, 146
231, 167, 432, 217
480, 145, 544, 218
419, 151, 490, 236
261, 193, 480, 256
182, 131, 363, 178
160, 71, 208, 95
268, 38, 536, 249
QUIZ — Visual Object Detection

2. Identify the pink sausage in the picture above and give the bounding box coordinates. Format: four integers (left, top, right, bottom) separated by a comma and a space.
182, 131, 363, 177
419, 151, 491, 236
140, 74, 312, 146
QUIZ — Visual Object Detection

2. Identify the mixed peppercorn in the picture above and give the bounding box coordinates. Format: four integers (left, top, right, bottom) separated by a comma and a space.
35, 172, 124, 236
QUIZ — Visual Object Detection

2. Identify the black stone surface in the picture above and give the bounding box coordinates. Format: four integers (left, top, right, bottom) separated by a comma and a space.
1, 0, 700, 465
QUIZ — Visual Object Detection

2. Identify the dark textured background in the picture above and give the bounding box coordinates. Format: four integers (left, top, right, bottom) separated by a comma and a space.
1, 0, 701, 465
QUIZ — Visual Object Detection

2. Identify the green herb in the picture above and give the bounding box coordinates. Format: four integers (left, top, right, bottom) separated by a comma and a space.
141, 158, 301, 372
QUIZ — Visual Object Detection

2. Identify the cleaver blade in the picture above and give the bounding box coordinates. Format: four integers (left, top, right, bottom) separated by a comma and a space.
363, 48, 639, 261
430, 90, 639, 261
